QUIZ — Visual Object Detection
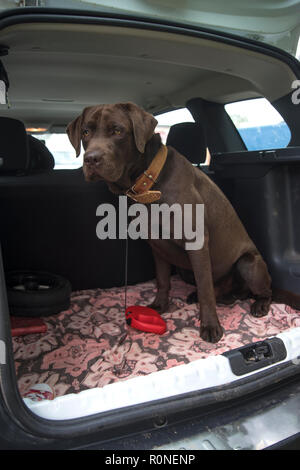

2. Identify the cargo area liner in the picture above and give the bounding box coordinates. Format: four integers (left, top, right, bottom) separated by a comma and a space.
24, 327, 300, 420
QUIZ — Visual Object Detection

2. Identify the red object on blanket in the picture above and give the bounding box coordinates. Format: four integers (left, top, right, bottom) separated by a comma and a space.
125, 305, 166, 335
10, 316, 47, 337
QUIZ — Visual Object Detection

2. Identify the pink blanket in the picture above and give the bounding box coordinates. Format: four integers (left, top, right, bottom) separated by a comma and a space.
13, 276, 300, 398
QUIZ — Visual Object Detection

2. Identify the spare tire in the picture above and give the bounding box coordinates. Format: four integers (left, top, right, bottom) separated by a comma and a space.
6, 270, 72, 317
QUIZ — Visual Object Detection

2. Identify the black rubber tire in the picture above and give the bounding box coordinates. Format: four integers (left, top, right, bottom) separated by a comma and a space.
6, 270, 72, 317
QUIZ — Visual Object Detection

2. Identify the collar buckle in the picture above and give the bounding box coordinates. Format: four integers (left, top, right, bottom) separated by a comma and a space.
124, 144, 168, 203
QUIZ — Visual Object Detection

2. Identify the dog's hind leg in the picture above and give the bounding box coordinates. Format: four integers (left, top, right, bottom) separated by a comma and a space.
186, 270, 248, 306
236, 251, 272, 317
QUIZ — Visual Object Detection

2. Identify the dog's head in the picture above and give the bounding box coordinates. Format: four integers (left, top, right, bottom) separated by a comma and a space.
66, 102, 157, 183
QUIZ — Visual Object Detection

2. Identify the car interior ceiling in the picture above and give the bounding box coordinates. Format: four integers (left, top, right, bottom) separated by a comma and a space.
0, 19, 300, 402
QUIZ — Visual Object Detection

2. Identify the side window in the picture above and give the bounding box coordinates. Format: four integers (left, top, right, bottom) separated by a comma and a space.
155, 108, 194, 143
30, 133, 83, 170
225, 98, 291, 151
155, 108, 211, 165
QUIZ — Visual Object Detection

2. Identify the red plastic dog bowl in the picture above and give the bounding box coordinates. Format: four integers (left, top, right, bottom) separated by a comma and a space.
125, 305, 166, 335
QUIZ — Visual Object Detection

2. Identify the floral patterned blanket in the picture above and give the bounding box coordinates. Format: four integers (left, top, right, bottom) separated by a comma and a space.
13, 276, 300, 398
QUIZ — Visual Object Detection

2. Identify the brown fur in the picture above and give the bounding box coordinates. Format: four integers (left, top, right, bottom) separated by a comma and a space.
67, 102, 276, 343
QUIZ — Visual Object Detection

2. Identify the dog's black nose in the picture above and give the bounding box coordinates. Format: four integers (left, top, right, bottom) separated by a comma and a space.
84, 151, 103, 166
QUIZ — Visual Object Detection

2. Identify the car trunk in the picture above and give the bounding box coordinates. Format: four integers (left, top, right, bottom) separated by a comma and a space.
0, 8, 300, 443
4, 141, 300, 421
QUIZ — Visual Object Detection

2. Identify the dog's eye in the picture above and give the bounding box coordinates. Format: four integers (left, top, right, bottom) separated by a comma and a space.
113, 127, 122, 135
82, 129, 90, 137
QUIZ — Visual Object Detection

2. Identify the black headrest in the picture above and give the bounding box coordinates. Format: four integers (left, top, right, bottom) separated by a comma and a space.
0, 117, 29, 174
0, 117, 55, 175
166, 122, 207, 164
27, 135, 55, 173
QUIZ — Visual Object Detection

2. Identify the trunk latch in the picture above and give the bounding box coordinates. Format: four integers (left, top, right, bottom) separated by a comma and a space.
223, 338, 287, 376
243, 343, 271, 363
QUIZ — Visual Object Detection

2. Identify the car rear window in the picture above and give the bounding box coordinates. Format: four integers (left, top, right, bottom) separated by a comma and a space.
155, 107, 194, 143
225, 98, 291, 151
32, 133, 83, 170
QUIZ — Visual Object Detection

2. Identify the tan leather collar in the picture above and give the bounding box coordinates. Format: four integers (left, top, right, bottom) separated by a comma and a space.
125, 144, 168, 203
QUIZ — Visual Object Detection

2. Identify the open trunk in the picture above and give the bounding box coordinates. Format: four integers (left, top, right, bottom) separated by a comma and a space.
0, 6, 300, 449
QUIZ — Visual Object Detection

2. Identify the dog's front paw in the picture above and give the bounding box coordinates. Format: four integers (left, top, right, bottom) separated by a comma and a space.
148, 298, 169, 314
250, 297, 271, 317
200, 322, 223, 343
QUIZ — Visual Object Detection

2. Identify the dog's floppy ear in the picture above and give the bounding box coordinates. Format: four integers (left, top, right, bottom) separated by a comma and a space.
66, 114, 84, 158
121, 102, 158, 154
67, 107, 94, 157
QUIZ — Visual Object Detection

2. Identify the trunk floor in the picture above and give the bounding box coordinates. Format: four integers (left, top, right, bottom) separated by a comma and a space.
13, 276, 300, 399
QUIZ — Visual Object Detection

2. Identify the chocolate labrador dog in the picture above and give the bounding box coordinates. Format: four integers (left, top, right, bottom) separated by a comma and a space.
67, 102, 272, 343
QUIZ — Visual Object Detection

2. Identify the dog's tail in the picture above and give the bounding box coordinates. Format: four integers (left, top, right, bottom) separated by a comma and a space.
272, 287, 300, 311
